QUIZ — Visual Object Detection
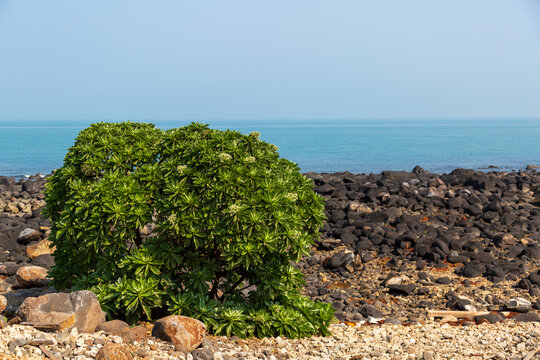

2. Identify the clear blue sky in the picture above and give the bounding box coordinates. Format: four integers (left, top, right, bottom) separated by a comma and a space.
1, 0, 539, 121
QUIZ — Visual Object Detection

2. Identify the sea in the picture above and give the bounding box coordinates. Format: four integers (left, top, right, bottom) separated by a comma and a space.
0, 119, 539, 178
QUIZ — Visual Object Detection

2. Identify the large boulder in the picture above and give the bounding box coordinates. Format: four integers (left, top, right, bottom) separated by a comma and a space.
152, 315, 206, 352
15, 265, 50, 288
15, 290, 105, 333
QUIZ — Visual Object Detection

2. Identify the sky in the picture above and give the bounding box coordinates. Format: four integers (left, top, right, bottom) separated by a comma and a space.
0, 0, 539, 121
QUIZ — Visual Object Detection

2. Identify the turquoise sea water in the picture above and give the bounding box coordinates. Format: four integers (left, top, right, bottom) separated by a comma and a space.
0, 119, 539, 177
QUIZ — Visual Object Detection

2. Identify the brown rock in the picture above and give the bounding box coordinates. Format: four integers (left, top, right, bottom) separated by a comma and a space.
152, 315, 206, 352
496, 234, 517, 247
120, 325, 147, 344
0, 295, 7, 314
349, 201, 372, 213
96, 319, 129, 333
6, 202, 19, 214
16, 290, 105, 333
96, 343, 133, 360
96, 320, 147, 343
15, 266, 50, 287
427, 187, 443, 198
26, 239, 55, 260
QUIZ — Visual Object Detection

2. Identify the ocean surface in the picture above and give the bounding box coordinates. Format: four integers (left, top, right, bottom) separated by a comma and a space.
0, 119, 539, 178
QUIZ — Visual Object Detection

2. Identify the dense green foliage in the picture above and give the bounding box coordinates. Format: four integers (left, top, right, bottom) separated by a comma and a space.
44, 121, 333, 338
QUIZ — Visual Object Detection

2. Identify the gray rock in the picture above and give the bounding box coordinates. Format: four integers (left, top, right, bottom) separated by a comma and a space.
461, 260, 486, 278
324, 250, 355, 270
360, 304, 383, 318
505, 297, 532, 313
475, 313, 503, 324
17, 228, 41, 244
192, 348, 214, 360
384, 317, 402, 325
388, 284, 417, 295
511, 312, 540, 322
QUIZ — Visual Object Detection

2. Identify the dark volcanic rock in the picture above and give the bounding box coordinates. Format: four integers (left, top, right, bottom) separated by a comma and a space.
360, 304, 383, 319
475, 313, 503, 324
388, 284, 418, 295
511, 312, 540, 322
324, 250, 355, 270
461, 261, 486, 278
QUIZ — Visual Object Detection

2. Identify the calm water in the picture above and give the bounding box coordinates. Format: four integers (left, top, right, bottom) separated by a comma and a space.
0, 119, 539, 177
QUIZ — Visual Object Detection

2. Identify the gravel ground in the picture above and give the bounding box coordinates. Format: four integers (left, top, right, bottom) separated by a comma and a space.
0, 320, 538, 360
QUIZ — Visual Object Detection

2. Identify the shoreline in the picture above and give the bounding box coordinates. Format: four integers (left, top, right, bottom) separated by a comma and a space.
0, 163, 538, 182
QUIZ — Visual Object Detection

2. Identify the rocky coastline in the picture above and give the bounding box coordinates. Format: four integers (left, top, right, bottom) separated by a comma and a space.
0, 167, 539, 359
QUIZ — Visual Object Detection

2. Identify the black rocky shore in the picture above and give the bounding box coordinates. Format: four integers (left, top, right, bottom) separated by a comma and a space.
1, 166, 539, 328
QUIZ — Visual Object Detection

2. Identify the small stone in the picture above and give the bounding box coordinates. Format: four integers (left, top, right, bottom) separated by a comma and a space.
441, 315, 458, 323
136, 349, 148, 357
192, 348, 214, 360
96, 319, 129, 334
119, 325, 147, 344
8, 338, 28, 352
6, 202, 19, 213
435, 277, 452, 285
28, 337, 55, 346
387, 284, 417, 295
505, 297, 532, 313
475, 313, 503, 324
324, 250, 355, 270
96, 343, 133, 360
462, 261, 486, 278
360, 304, 383, 318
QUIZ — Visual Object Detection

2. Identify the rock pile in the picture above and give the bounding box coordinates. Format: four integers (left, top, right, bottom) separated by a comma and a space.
0, 176, 47, 216
298, 167, 540, 325
0, 169, 539, 359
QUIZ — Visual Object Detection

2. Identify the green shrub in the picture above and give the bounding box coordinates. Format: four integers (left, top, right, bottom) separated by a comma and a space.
44, 122, 162, 291
45, 121, 334, 337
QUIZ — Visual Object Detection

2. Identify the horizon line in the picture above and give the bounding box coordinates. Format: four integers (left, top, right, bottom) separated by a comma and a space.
1, 117, 540, 122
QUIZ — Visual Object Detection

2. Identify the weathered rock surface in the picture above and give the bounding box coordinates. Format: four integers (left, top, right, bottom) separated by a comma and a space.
15, 265, 50, 288
96, 320, 129, 334
15, 290, 105, 333
96, 343, 133, 360
152, 315, 206, 352
26, 239, 54, 260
